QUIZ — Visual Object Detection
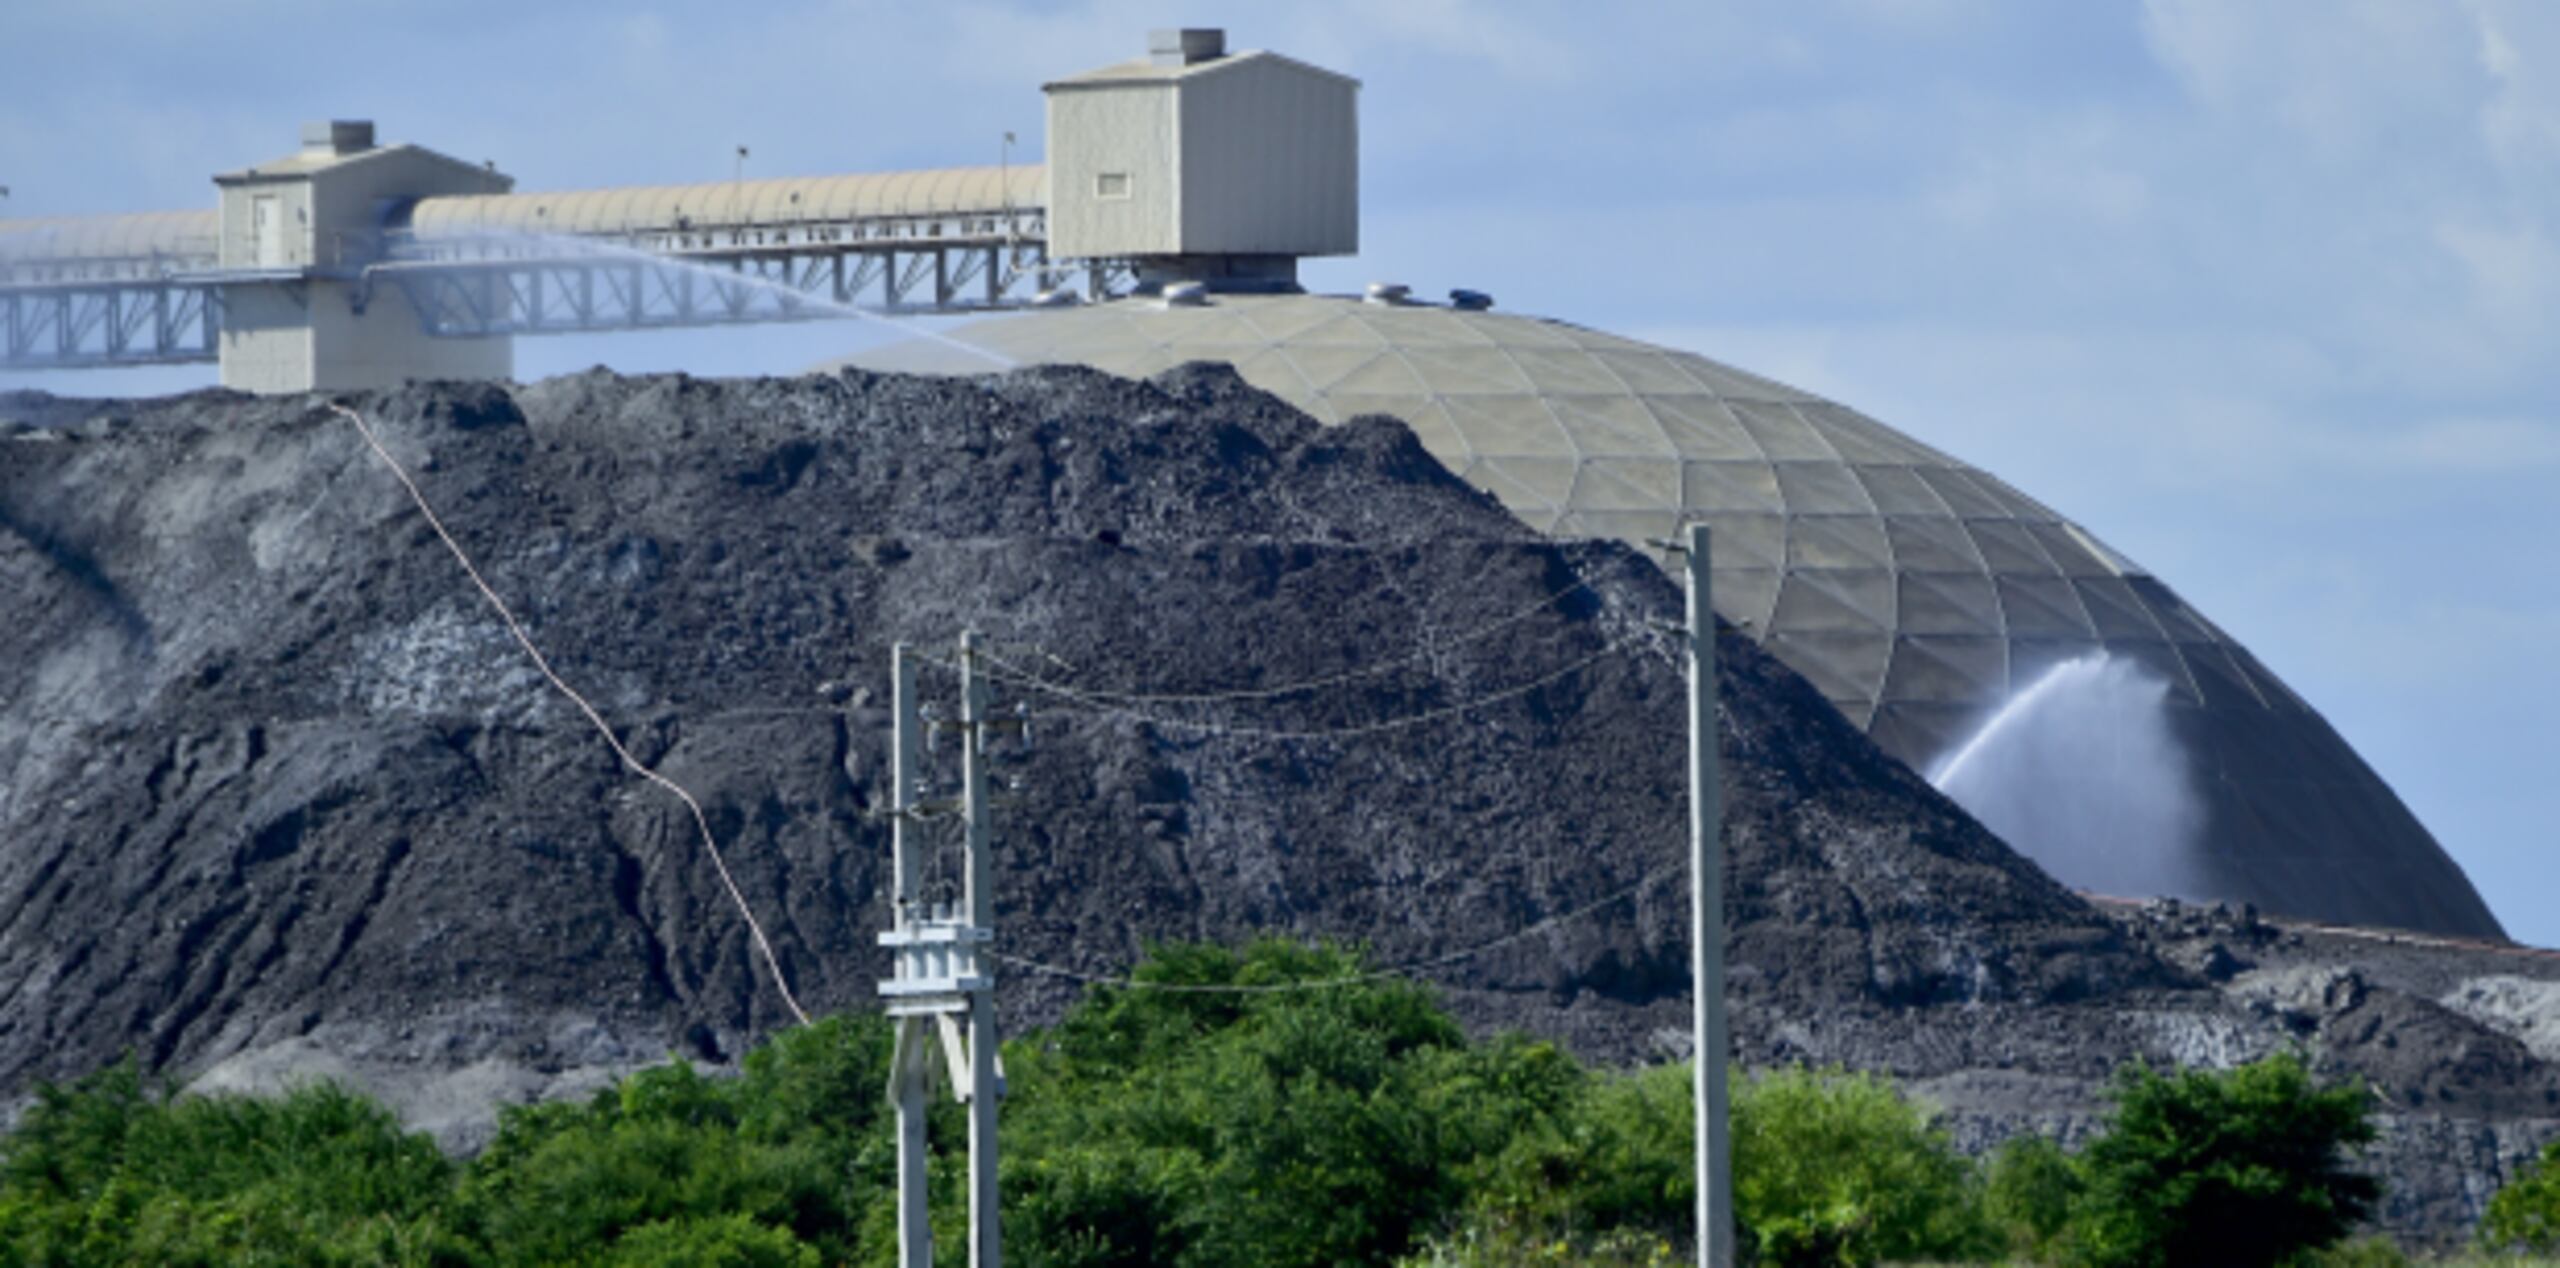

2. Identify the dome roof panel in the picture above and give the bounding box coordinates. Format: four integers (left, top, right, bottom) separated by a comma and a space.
1549, 395, 1674, 458
1884, 517, 1988, 573
1769, 628, 1894, 715
1323, 350, 1433, 396
1282, 344, 1391, 392
1898, 571, 2004, 637
1785, 515, 1895, 571
1350, 307, 1496, 348
1568, 458, 1682, 513
1963, 519, 2065, 577
1729, 402, 1840, 462
1773, 462, 1878, 515
1505, 347, 1633, 396
1399, 346, 1534, 395
837, 292, 2505, 937
1683, 461, 1785, 514
1886, 635, 2010, 704
1851, 465, 1960, 518
1442, 395, 1576, 460
1590, 349, 1716, 396
1646, 397, 1762, 461
1711, 566, 1784, 634
1993, 574, 2100, 640
1773, 569, 1898, 633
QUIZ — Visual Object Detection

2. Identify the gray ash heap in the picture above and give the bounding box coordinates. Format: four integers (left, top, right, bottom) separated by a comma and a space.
0, 366, 2553, 1241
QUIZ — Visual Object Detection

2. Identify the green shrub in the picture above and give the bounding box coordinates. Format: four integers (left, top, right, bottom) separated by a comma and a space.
1731, 1066, 1997, 1267
2068, 1052, 2378, 1268
2481, 1137, 2560, 1255
1986, 1133, 2079, 1259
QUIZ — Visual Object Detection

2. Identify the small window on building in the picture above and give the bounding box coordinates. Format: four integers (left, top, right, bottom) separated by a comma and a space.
1095, 172, 1132, 200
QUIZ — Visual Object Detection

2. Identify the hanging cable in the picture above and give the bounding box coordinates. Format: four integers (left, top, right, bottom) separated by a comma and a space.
326, 402, 812, 1026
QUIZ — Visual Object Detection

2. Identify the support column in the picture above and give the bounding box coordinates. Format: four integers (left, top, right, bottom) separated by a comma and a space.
959, 632, 1002, 1268
890, 645, 933, 1268
1686, 522, 1732, 1268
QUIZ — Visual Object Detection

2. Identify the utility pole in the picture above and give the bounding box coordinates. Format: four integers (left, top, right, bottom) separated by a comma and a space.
880, 632, 1018, 1268
1681, 523, 1732, 1267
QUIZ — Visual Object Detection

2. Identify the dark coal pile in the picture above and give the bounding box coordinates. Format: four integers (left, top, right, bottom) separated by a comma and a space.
0, 366, 2550, 1240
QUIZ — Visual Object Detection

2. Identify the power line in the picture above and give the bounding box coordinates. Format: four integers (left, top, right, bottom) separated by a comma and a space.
968, 557, 1631, 708
326, 402, 812, 1027
962, 638, 1629, 743
990, 857, 1681, 995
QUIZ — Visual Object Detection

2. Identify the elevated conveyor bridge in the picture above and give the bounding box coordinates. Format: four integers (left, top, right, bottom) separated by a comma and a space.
0, 165, 1096, 373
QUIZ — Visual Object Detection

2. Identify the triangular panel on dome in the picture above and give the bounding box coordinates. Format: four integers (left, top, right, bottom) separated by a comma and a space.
1126, 307, 1259, 345
1665, 352, 1814, 403
2123, 576, 2215, 644
1698, 510, 1787, 572
1911, 466, 2013, 519
1851, 465, 1960, 518
1896, 571, 2003, 636
1233, 298, 1348, 344
1868, 699, 1981, 771
1728, 401, 1839, 462
1648, 397, 1763, 461
1504, 347, 1632, 396
1324, 350, 1434, 397
1549, 395, 1676, 457
1369, 397, 1471, 466
1773, 461, 1880, 515
1226, 348, 1325, 411
1963, 519, 2065, 577
1456, 458, 1561, 521
1398, 345, 1534, 395
1442, 394, 1576, 459
1557, 509, 1682, 550
1569, 458, 1682, 512
1883, 516, 1989, 573
1590, 349, 1716, 396
1710, 565, 1782, 634
1994, 574, 2100, 639
2175, 638, 2275, 712
1682, 460, 1786, 514
1472, 455, 1579, 508
1765, 627, 1893, 719
1784, 514, 1894, 571
2074, 577, 2172, 641
1286, 313, 1394, 347
1884, 634, 2009, 704
1284, 344, 1394, 392
1352, 307, 1497, 348
1793, 402, 1943, 466
1772, 568, 1897, 633
2025, 522, 2121, 579
1470, 312, 1581, 348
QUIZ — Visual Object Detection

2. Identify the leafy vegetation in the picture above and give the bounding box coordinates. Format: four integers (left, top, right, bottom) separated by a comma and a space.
2481, 1137, 2560, 1256
0, 941, 2406, 1266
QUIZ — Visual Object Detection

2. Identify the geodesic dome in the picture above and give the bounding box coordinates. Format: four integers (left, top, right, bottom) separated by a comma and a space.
847, 292, 2502, 939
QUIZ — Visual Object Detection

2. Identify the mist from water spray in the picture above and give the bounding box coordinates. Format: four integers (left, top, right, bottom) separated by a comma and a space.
408, 229, 1019, 369
1928, 652, 2203, 901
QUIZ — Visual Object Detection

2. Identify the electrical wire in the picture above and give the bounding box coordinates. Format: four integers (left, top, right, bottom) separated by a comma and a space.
965, 638, 1628, 743
990, 857, 1682, 995
327, 402, 812, 1026
968, 557, 1630, 707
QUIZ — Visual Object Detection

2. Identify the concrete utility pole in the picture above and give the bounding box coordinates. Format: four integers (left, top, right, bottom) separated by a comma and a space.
1683, 522, 1733, 1268
880, 633, 1016, 1268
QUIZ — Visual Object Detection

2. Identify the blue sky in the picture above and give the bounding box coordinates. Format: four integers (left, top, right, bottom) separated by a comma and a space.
6, 1, 2556, 945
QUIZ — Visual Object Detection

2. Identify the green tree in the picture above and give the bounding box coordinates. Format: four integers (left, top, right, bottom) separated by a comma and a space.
1986, 1133, 2080, 1260
2069, 1052, 2378, 1268
1731, 1066, 1996, 1267
2481, 1136, 2560, 1255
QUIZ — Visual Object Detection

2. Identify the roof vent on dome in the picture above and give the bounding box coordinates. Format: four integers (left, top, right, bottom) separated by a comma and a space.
1449, 289, 1495, 311
1364, 281, 1411, 306
1160, 280, 1209, 307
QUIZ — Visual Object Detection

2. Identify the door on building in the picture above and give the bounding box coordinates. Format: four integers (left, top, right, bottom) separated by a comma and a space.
252, 196, 285, 267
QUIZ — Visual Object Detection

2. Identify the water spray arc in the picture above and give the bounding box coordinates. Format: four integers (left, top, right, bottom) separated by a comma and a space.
1929, 653, 2204, 903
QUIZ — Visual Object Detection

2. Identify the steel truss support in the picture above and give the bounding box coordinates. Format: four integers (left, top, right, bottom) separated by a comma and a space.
0, 282, 219, 369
